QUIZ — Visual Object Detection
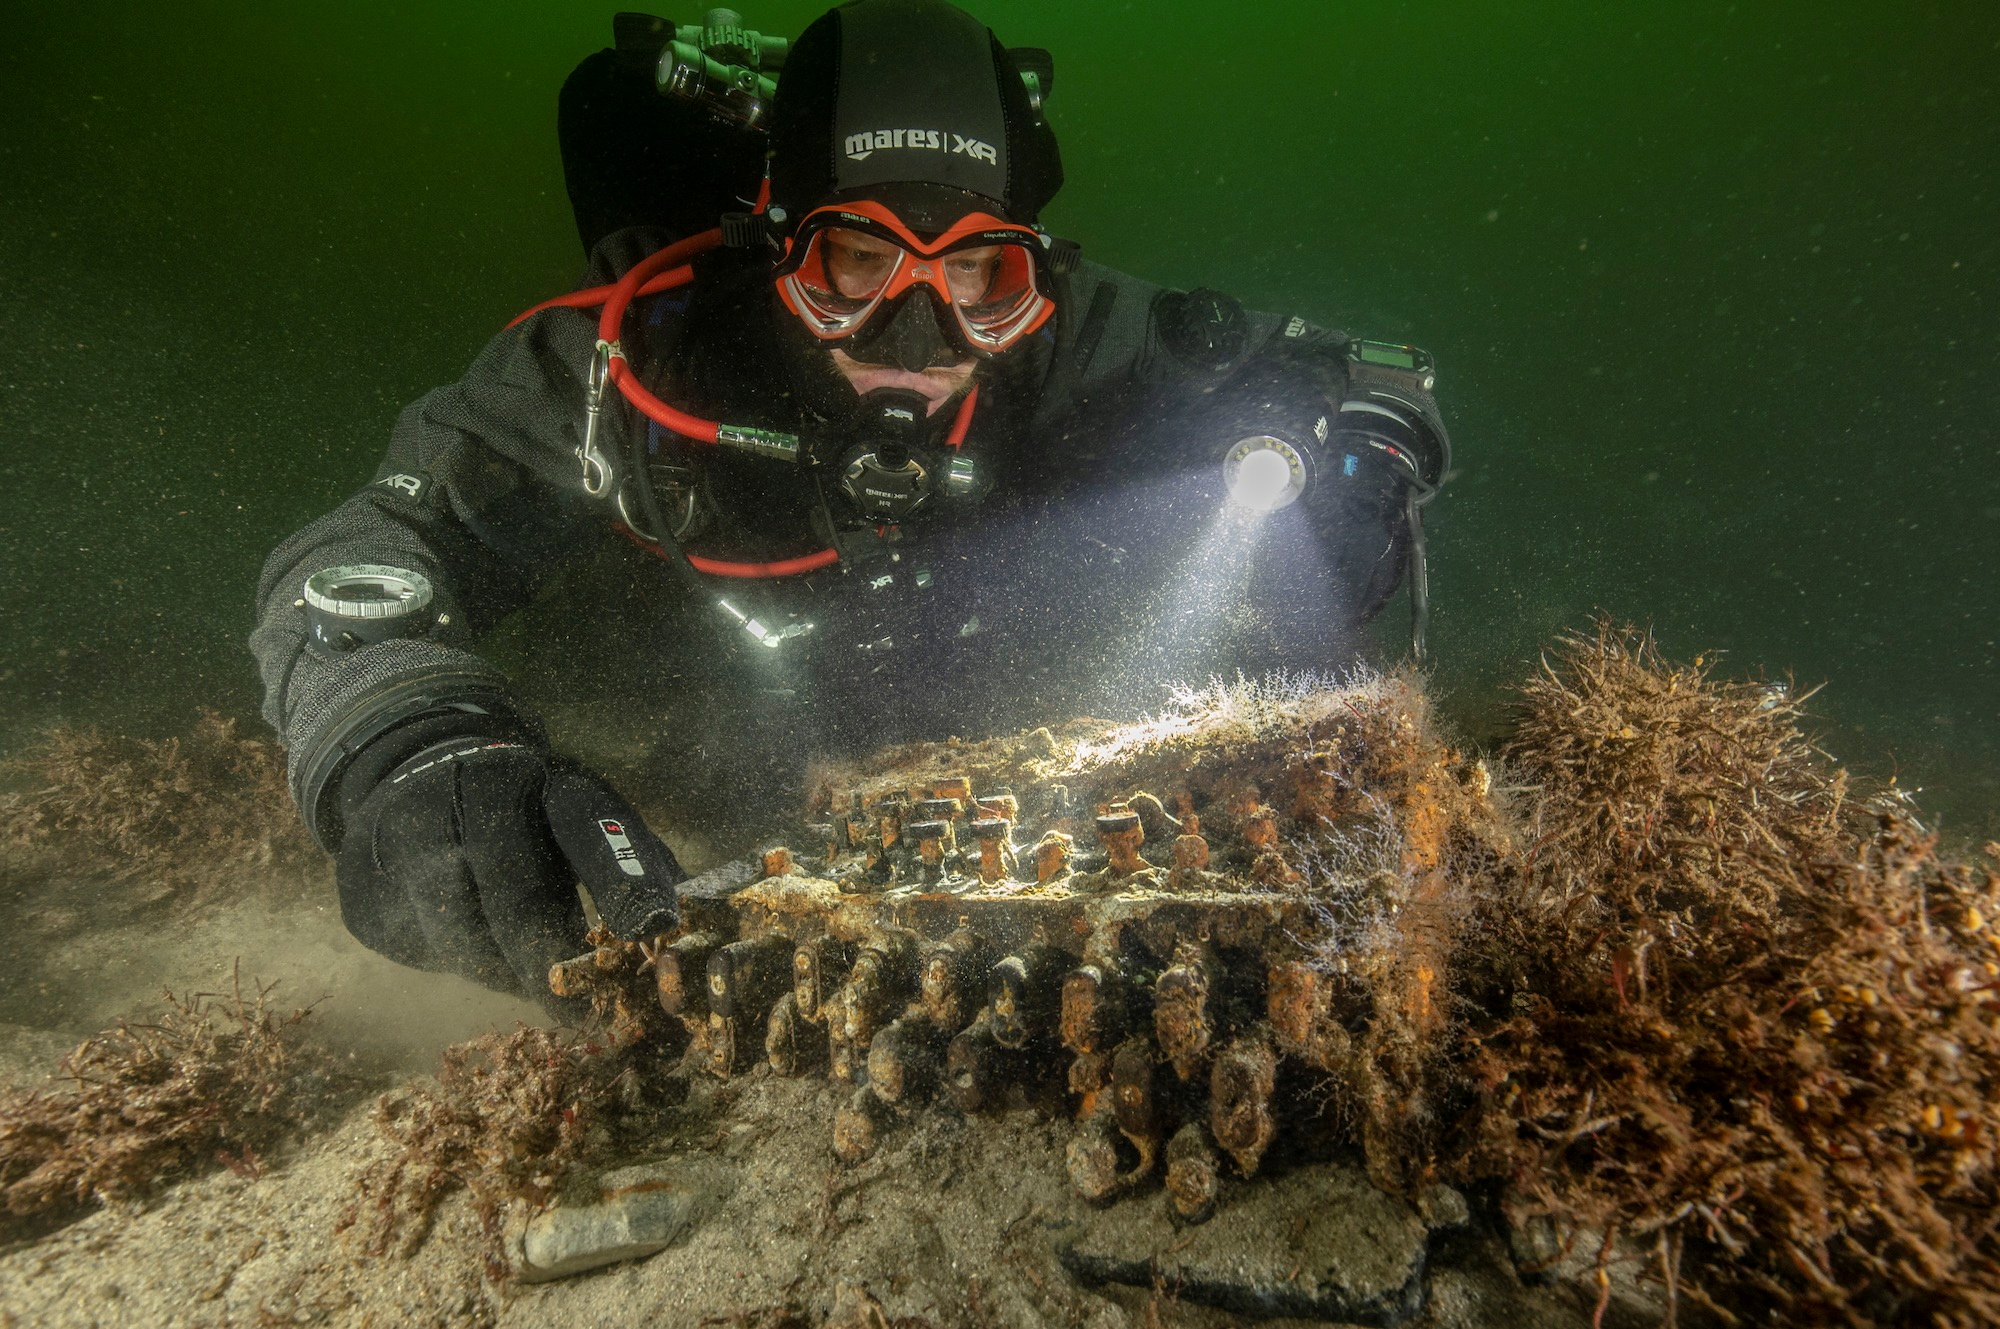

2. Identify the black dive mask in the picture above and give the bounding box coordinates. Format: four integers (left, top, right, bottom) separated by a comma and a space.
842, 285, 964, 371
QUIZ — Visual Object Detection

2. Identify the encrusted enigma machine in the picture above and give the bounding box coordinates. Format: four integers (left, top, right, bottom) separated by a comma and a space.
552, 677, 1501, 1221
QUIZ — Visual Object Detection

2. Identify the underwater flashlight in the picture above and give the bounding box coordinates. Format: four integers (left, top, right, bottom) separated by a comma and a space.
302, 564, 435, 656
1221, 434, 1311, 513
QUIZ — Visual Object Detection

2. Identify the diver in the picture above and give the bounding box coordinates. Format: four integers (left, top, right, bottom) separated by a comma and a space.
250, 0, 1452, 1009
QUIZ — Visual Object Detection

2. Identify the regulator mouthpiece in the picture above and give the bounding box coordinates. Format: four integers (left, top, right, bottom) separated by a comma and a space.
1221, 435, 1310, 514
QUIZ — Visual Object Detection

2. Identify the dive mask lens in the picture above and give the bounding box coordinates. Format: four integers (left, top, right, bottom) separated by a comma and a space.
951, 240, 1044, 350
783, 224, 900, 334
776, 204, 1054, 354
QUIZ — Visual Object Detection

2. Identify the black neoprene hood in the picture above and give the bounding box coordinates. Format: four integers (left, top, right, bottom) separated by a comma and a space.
768, 0, 1064, 227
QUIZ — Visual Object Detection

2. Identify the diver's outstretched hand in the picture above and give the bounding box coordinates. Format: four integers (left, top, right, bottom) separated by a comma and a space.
335, 739, 681, 1009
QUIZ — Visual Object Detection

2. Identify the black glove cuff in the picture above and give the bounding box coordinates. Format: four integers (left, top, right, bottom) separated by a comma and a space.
296, 671, 536, 853
331, 721, 543, 851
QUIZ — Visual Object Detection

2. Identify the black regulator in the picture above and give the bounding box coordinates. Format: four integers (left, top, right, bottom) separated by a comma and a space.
828, 388, 984, 525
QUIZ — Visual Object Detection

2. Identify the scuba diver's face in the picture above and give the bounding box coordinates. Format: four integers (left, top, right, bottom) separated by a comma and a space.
776, 202, 1057, 415
820, 225, 1001, 414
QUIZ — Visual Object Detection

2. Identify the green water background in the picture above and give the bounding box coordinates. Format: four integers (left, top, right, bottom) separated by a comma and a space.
3, 1, 1995, 838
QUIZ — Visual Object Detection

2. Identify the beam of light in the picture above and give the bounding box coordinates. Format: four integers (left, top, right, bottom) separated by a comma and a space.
1083, 449, 1351, 717
1132, 501, 1275, 688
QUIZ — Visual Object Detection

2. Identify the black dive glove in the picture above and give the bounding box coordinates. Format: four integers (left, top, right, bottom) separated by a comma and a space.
333, 730, 682, 1005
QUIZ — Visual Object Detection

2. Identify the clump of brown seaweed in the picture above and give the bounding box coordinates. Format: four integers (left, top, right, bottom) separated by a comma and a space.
1451, 621, 2000, 1326
339, 980, 685, 1279
0, 967, 328, 1237
0, 709, 315, 904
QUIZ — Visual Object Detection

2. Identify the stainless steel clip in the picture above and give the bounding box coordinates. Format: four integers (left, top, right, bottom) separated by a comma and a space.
578, 339, 618, 498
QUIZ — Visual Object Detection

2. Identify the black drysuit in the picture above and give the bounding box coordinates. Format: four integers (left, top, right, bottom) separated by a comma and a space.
250, 225, 1441, 990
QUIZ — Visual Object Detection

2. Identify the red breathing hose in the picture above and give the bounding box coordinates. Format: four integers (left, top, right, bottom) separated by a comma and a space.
504, 266, 694, 328
686, 549, 841, 578
595, 229, 727, 443
503, 229, 727, 441
944, 385, 978, 450
508, 225, 979, 578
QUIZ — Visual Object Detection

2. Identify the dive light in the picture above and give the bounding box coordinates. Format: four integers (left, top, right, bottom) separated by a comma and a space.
1218, 339, 1444, 517
1222, 434, 1313, 513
